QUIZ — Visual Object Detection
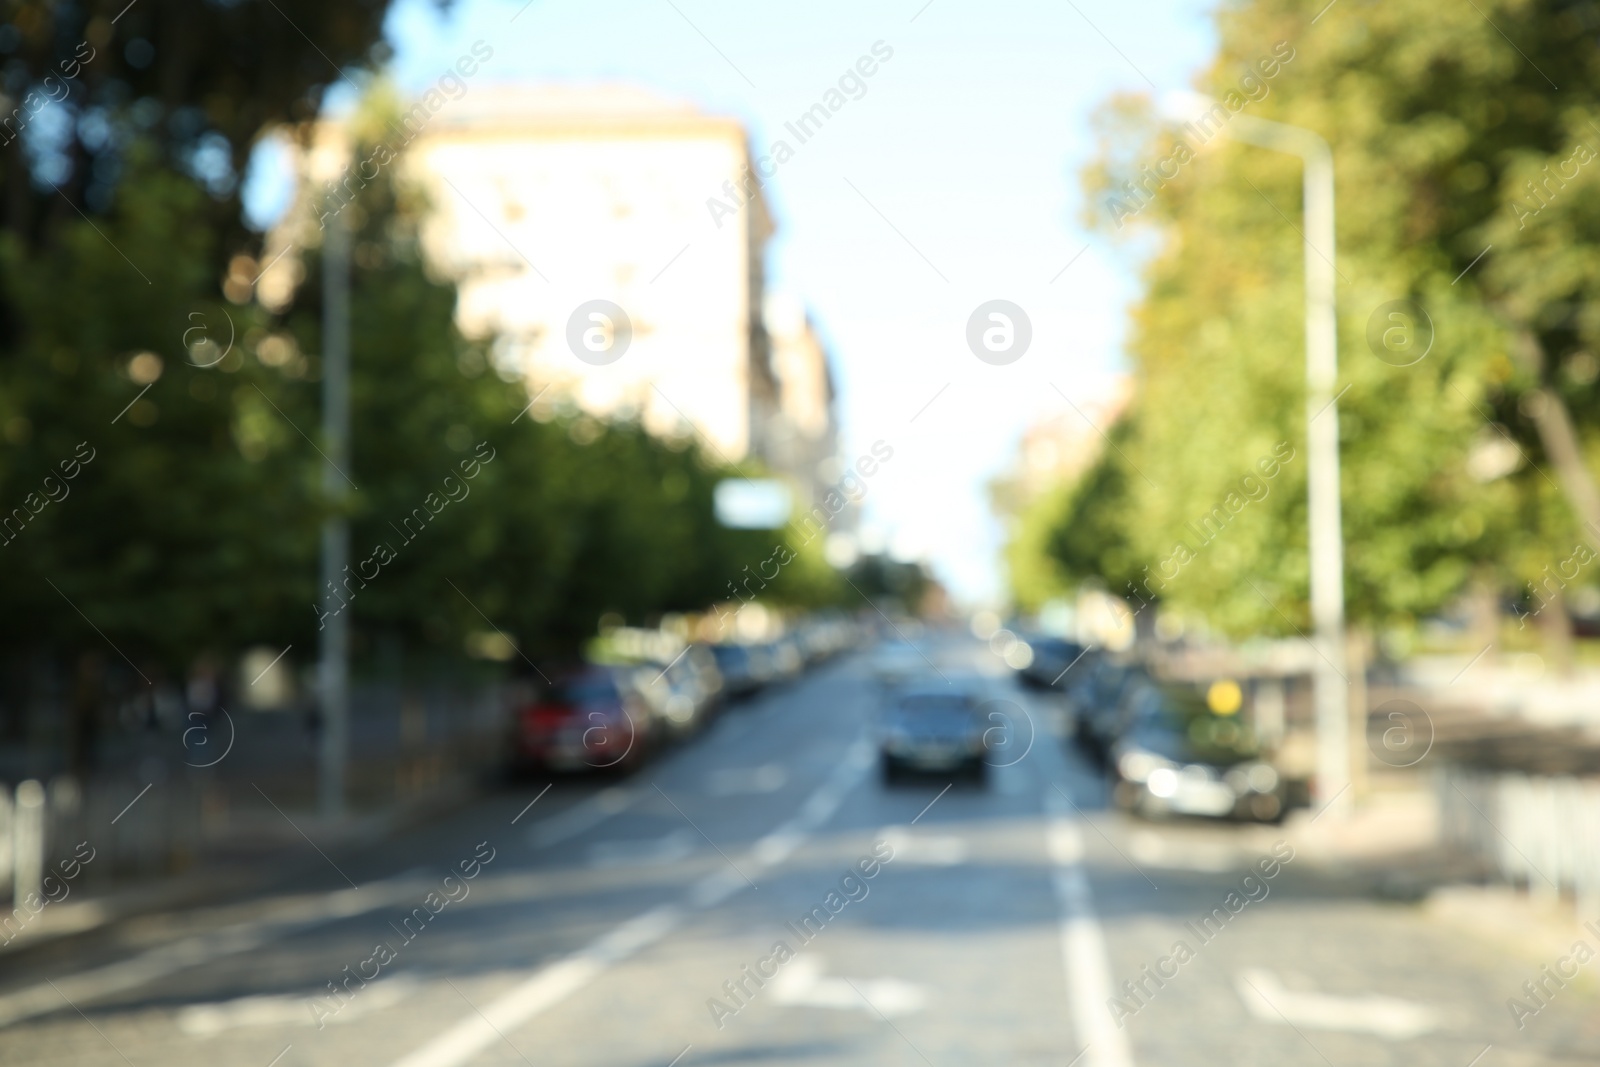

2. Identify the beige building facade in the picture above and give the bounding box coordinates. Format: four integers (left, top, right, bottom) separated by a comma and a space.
401, 85, 780, 462
275, 85, 839, 509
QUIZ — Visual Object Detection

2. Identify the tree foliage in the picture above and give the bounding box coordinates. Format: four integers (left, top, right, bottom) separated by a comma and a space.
1021, 0, 1600, 637
0, 9, 849, 756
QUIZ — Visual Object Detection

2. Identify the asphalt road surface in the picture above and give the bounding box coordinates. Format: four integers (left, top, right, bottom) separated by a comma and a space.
1, 637, 1596, 1067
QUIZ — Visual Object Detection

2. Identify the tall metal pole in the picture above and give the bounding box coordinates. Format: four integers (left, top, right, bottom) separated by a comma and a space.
1226, 116, 1351, 818
319, 208, 351, 820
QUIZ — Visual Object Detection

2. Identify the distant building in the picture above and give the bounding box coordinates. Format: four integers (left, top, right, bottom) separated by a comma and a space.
400, 84, 778, 462
274, 85, 838, 509
989, 377, 1132, 522
761, 293, 838, 509
1018, 379, 1131, 499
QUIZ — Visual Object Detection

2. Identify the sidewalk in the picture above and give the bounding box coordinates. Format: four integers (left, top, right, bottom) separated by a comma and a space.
1281, 776, 1600, 977
1283, 784, 1442, 869
0, 774, 480, 959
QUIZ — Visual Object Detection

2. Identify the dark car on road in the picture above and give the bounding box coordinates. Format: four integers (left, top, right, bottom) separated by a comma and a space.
513, 667, 651, 774
1109, 682, 1285, 822
1067, 657, 1148, 763
879, 687, 990, 785
710, 643, 761, 699
1018, 636, 1088, 690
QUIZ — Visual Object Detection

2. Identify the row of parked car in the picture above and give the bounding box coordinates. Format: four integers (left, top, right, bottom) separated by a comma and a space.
509, 616, 859, 775
1015, 637, 1299, 823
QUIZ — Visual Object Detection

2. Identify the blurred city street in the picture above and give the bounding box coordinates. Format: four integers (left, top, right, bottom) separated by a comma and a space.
6, 0, 1600, 1063
2, 635, 1595, 1066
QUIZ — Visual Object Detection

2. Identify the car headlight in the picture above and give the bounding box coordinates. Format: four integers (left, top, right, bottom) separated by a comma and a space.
1118, 751, 1164, 783
1146, 767, 1179, 798
1247, 764, 1279, 793
1227, 763, 1280, 794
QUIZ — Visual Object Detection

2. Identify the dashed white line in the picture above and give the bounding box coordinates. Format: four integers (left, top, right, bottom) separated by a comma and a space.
1045, 789, 1135, 1067
390, 736, 874, 1067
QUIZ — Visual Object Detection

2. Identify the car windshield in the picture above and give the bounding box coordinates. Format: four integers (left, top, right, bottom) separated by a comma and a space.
893, 694, 978, 718
1088, 664, 1140, 702
1128, 686, 1258, 764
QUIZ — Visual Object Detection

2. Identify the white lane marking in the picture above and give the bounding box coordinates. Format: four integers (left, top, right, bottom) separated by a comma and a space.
752, 827, 804, 867
706, 764, 787, 796
1126, 830, 1241, 873
391, 905, 684, 1067
752, 737, 875, 860
587, 829, 696, 869
176, 976, 418, 1036
526, 787, 636, 848
1235, 968, 1439, 1040
686, 867, 746, 909
770, 956, 926, 1016
1045, 790, 1135, 1067
389, 735, 875, 1067
0, 871, 436, 1029
876, 826, 968, 866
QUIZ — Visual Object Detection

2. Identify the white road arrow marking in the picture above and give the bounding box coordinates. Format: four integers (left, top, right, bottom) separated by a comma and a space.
1235, 968, 1439, 1040
770, 957, 925, 1016
877, 826, 968, 865
388, 736, 876, 1067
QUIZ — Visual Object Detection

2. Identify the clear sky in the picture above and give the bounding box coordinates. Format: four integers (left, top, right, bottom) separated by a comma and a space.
277, 0, 1221, 605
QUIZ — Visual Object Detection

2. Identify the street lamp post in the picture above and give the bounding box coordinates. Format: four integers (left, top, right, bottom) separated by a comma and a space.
319, 196, 352, 821
1223, 114, 1350, 819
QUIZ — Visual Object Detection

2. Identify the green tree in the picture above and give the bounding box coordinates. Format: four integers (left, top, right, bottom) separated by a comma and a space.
1, 0, 390, 258
1046, 0, 1596, 639
0, 158, 318, 671
267, 100, 801, 664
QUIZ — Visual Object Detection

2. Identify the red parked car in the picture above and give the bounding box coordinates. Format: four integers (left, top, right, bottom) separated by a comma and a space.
513, 667, 651, 774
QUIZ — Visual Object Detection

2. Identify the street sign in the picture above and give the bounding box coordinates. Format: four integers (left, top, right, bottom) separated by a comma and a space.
714, 479, 792, 528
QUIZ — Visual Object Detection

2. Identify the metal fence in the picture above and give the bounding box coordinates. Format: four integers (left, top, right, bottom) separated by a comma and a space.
1438, 763, 1600, 913
0, 675, 516, 921
0, 774, 203, 913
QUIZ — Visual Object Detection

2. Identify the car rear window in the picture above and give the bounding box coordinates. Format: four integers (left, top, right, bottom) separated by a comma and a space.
1131, 686, 1259, 762
896, 694, 978, 716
